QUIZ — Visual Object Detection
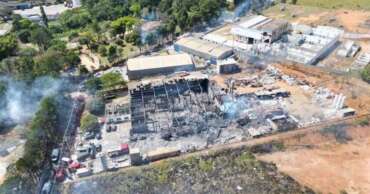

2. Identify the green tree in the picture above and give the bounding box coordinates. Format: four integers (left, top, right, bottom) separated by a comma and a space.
87, 97, 105, 115
16, 29, 31, 43
111, 16, 139, 35
85, 77, 102, 93
125, 30, 141, 46
107, 44, 117, 58
33, 50, 64, 77
11, 15, 33, 31
100, 72, 125, 89
30, 27, 52, 51
361, 64, 370, 83
111, 18, 126, 35
130, 3, 141, 17
60, 9, 92, 29
80, 113, 99, 132
98, 45, 107, 56
0, 34, 17, 60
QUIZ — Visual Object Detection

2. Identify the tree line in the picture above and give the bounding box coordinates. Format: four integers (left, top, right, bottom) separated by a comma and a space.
0, 96, 73, 193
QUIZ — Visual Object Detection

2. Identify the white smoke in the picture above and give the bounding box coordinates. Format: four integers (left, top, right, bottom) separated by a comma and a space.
218, 0, 275, 22
0, 76, 66, 127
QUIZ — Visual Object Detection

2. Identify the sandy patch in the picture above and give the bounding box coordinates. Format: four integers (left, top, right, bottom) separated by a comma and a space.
258, 126, 370, 194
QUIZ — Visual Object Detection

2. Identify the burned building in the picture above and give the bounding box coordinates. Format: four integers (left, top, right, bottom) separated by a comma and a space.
129, 72, 225, 139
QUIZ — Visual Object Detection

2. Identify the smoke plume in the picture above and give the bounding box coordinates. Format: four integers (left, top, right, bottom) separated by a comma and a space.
0, 76, 68, 129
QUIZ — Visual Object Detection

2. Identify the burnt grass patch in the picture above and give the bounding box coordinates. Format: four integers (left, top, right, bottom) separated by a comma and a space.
64, 147, 314, 194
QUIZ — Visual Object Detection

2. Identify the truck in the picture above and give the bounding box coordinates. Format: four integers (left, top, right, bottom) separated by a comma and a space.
107, 143, 129, 158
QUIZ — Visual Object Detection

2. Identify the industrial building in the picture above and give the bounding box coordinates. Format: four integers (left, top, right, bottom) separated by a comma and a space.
231, 15, 289, 44
174, 37, 233, 63
286, 25, 342, 65
217, 58, 240, 74
127, 54, 195, 80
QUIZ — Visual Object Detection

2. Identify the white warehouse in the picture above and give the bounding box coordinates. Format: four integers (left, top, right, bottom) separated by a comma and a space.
174, 37, 233, 64
127, 54, 195, 80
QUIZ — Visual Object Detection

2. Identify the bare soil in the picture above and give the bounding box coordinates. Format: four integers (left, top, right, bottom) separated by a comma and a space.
274, 64, 370, 115
258, 125, 370, 194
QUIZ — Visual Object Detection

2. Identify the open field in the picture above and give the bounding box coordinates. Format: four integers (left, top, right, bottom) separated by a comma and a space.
258, 123, 370, 194
296, 0, 370, 10
264, 4, 370, 33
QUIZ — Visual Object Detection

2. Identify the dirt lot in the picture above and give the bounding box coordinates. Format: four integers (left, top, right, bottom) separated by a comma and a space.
0, 128, 25, 184
274, 64, 370, 115
258, 124, 370, 194
264, 5, 370, 33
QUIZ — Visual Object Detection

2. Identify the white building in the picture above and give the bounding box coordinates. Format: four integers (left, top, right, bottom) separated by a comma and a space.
231, 15, 289, 44
127, 54, 195, 80
175, 37, 233, 63
13, 4, 72, 21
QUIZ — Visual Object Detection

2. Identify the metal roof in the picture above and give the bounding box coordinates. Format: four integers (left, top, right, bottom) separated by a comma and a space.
239, 15, 269, 29
202, 34, 227, 44
127, 54, 193, 71
176, 37, 233, 59
231, 27, 263, 40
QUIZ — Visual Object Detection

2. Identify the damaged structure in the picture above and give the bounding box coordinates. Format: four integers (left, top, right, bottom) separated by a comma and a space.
129, 72, 215, 136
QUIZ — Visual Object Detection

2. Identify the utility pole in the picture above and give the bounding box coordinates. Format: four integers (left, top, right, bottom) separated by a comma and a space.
40, 5, 48, 27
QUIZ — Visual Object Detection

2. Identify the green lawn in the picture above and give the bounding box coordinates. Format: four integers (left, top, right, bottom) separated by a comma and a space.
296, 0, 370, 10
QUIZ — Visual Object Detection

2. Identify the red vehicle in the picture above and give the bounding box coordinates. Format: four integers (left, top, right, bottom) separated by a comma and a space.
55, 168, 65, 182
68, 161, 82, 170
107, 143, 129, 158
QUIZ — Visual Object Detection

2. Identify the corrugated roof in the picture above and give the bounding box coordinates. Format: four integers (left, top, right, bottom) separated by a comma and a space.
176, 37, 232, 58
239, 15, 269, 29
202, 34, 227, 44
127, 54, 193, 71
231, 27, 263, 40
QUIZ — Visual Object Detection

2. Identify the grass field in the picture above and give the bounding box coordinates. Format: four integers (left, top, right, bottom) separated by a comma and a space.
263, 4, 325, 20
296, 0, 370, 10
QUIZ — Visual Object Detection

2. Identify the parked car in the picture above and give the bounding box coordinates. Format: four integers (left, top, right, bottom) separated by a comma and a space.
112, 125, 118, 131
84, 132, 95, 140
51, 148, 60, 163
76, 147, 90, 161
106, 125, 112, 132
95, 131, 102, 139
116, 117, 123, 123
95, 143, 102, 152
